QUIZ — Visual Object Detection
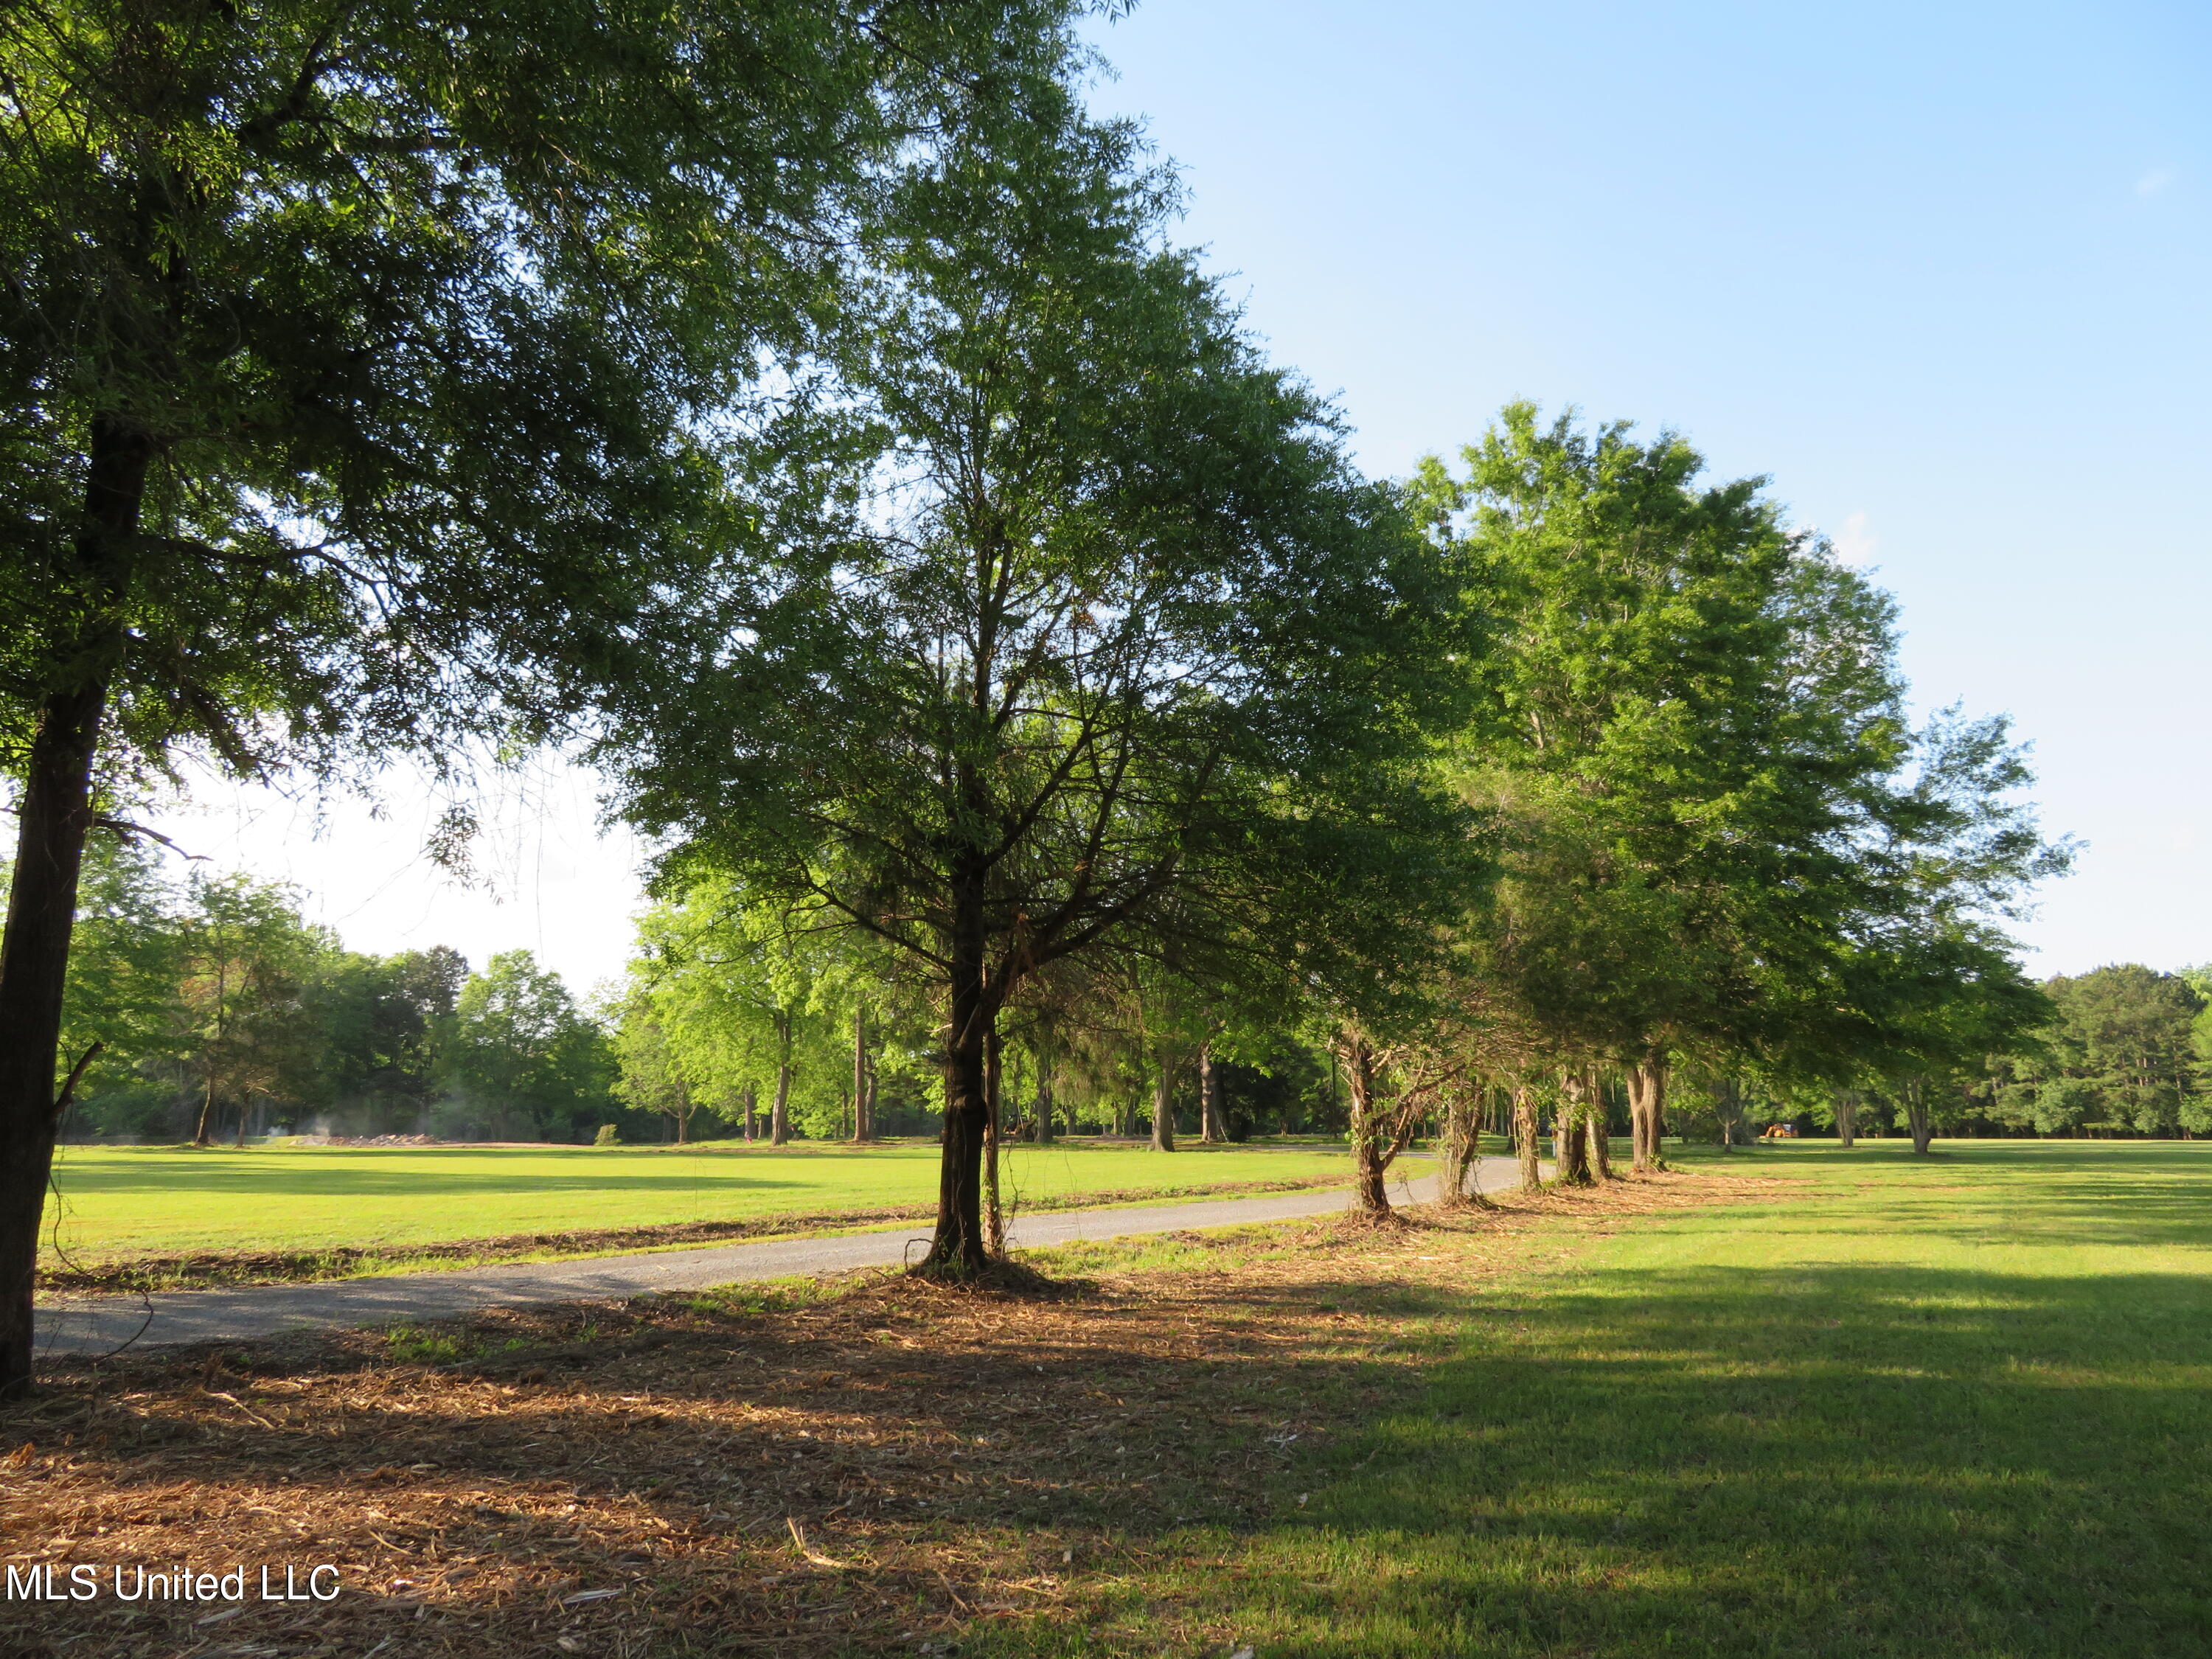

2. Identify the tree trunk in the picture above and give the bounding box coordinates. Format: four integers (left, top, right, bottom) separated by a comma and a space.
1834, 1088, 1859, 1149
1585, 1077, 1613, 1181
1345, 1035, 1393, 1217
984, 1025, 1006, 1254
1715, 1077, 1743, 1151
1150, 1051, 1176, 1151
1439, 1085, 1490, 1208
923, 869, 993, 1273
1199, 1043, 1226, 1143
1554, 1073, 1593, 1186
1034, 1046, 1054, 1144
0, 417, 150, 1397
852, 1005, 874, 1143
1513, 1084, 1543, 1192
771, 1013, 793, 1147
1905, 1077, 1933, 1155
193, 938, 226, 1148
740, 1083, 757, 1143
194, 1071, 218, 1147
1630, 1053, 1669, 1174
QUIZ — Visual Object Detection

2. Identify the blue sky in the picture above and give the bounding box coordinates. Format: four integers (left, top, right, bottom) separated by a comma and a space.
1077, 0, 2212, 976
203, 1, 2208, 987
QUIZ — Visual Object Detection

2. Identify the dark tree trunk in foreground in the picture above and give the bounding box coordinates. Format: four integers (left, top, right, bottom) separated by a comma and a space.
1513, 1085, 1543, 1192
923, 864, 994, 1273
0, 684, 108, 1397
1346, 1037, 1394, 1216
1198, 1043, 1226, 1143
0, 417, 150, 1397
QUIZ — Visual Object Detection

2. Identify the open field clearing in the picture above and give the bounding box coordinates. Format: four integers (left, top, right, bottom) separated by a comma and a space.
1028, 1140, 2212, 1658
6, 1143, 2208, 1659
1, 1163, 1719, 1659
36, 1142, 1363, 1284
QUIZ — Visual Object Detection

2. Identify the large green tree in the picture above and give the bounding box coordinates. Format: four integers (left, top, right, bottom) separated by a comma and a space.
0, 0, 1074, 1391
1414, 406, 1903, 1173
603, 105, 1470, 1270
441, 950, 616, 1141
1413, 406, 2067, 1171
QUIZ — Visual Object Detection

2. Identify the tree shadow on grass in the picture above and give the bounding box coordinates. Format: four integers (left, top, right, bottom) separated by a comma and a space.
1222, 1260, 2212, 1658
14, 1190, 2211, 1659
0, 1260, 1450, 1658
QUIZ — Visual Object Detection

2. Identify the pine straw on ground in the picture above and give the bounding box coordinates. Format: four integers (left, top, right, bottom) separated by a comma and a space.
1, 1169, 1775, 1659
33, 1178, 1359, 1297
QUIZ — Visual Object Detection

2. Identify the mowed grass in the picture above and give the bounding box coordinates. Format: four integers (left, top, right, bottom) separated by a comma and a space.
40, 1138, 1357, 1261
987, 1141, 2212, 1658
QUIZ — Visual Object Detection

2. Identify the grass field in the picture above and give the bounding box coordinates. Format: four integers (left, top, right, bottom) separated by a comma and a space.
1001, 1139, 2212, 1657
13, 1140, 2210, 1658
39, 1138, 1361, 1261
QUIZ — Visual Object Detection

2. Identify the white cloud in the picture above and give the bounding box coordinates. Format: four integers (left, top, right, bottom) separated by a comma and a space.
2135, 168, 2175, 198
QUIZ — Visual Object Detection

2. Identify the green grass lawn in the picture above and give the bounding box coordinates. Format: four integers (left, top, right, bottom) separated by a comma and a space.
39, 1138, 1359, 1261
999, 1140, 2212, 1658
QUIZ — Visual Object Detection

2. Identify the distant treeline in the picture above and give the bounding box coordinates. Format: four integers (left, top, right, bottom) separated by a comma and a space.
44, 838, 2201, 1148
1753, 963, 2212, 1143
37, 842, 1360, 1145
35, 842, 615, 1144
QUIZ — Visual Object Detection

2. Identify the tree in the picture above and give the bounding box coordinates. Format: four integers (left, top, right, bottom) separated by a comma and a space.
0, 0, 1081, 1393
1413, 406, 2068, 1170
603, 105, 1469, 1270
441, 951, 616, 1141
624, 880, 873, 1144
1991, 965, 2208, 1137
1415, 405, 1856, 1176
613, 998, 703, 1144
175, 871, 330, 1145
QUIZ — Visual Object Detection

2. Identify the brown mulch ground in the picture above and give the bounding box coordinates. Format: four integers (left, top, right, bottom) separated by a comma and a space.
34, 1178, 1352, 1296
0, 1171, 1765, 1659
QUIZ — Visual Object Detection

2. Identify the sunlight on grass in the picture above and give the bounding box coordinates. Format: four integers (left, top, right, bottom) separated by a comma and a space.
38, 1139, 1358, 1259
980, 1142, 2212, 1658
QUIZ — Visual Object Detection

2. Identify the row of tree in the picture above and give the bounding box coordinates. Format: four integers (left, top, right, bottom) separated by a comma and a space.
37, 834, 1366, 1147
50, 830, 2195, 1155
32, 841, 627, 1144
55, 830, 2197, 1154
1, 0, 2075, 1390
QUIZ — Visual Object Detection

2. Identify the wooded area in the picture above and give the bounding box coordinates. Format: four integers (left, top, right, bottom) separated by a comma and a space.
0, 0, 2126, 1401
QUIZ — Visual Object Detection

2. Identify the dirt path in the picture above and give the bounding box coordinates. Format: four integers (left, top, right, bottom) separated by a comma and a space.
32, 1158, 1528, 1354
